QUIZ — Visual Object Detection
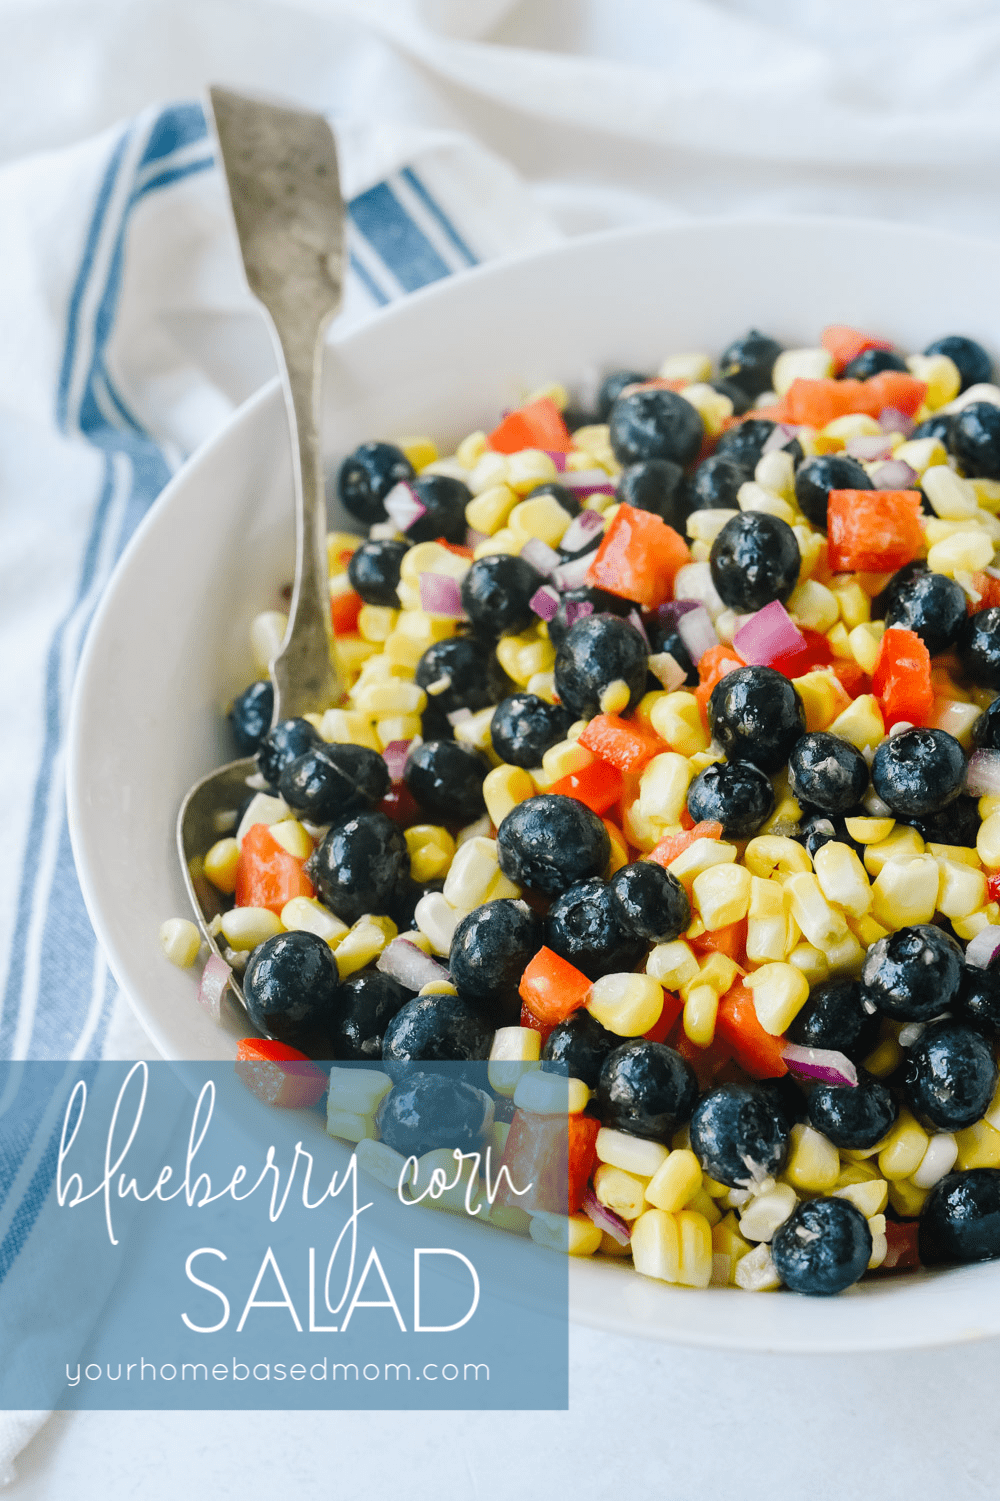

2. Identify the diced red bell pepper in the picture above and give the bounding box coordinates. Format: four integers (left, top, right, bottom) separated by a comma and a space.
830, 659, 871, 699
715, 981, 788, 1079
769, 627, 835, 681
821, 325, 894, 375
376, 782, 422, 828
827, 489, 924, 574
494, 1110, 600, 1215
577, 713, 665, 773
487, 397, 572, 454
870, 1219, 921, 1273
643, 988, 684, 1043
666, 1019, 736, 1088
548, 757, 623, 816
586, 504, 691, 609
866, 370, 927, 419
520, 1001, 555, 1048
330, 589, 363, 636
781, 377, 876, 427
690, 918, 747, 964
967, 573, 1000, 612
695, 644, 745, 726
648, 821, 724, 868
872, 626, 933, 727
235, 1038, 328, 1109
234, 823, 313, 914
988, 873, 1000, 904
519, 946, 593, 1027
434, 536, 475, 559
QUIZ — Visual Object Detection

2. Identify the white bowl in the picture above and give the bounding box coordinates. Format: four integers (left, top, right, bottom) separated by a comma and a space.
69, 216, 1000, 1350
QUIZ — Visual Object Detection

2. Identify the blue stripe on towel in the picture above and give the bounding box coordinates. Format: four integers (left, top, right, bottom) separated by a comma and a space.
349, 182, 451, 292
399, 166, 478, 267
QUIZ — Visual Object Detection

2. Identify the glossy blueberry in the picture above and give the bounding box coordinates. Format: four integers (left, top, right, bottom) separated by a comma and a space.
608, 389, 704, 468
448, 899, 543, 1024
708, 665, 806, 774
771, 1198, 872, 1295
685, 760, 774, 838
415, 636, 505, 721
754, 1074, 809, 1131
328, 971, 409, 1060
542, 1010, 622, 1090
402, 474, 471, 544
377, 1071, 494, 1158
807, 1073, 899, 1150
718, 330, 783, 399
545, 877, 646, 982
547, 587, 630, 650
307, 810, 410, 926
951, 402, 1000, 480
919, 1168, 1000, 1265
786, 978, 881, 1060
860, 923, 963, 1022
616, 459, 687, 528
256, 716, 324, 790
903, 1021, 999, 1131
243, 930, 340, 1055
957, 607, 1000, 690
596, 1041, 698, 1143
841, 347, 907, 379
793, 454, 873, 531
715, 418, 799, 473
643, 620, 697, 686
787, 731, 869, 816
489, 693, 574, 768
686, 454, 747, 511
608, 861, 690, 943
910, 794, 981, 849
280, 743, 390, 823
554, 613, 648, 719
910, 413, 955, 448
337, 441, 414, 525
798, 814, 845, 861
871, 727, 966, 819
955, 963, 1000, 1030
689, 1083, 788, 1188
883, 568, 967, 655
973, 697, 1000, 750
924, 335, 994, 393
709, 512, 800, 611
524, 480, 581, 518
460, 554, 546, 638
708, 376, 752, 416
381, 992, 494, 1073
497, 794, 610, 898
597, 369, 650, 421
404, 740, 488, 825
228, 678, 273, 756
346, 539, 410, 607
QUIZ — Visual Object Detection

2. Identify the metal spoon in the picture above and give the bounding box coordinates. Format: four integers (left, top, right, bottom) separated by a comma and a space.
178, 86, 346, 1002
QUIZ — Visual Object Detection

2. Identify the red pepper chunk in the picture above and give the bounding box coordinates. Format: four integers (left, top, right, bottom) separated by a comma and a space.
234, 823, 314, 914
577, 713, 664, 773
548, 758, 623, 815
715, 981, 788, 1079
821, 324, 894, 375
487, 397, 572, 454
870, 1219, 921, 1273
872, 626, 933, 727
494, 1109, 599, 1215
519, 946, 592, 1026
648, 820, 723, 868
643, 988, 683, 1043
826, 489, 924, 573
235, 1038, 328, 1109
586, 504, 691, 609
695, 644, 745, 726
330, 589, 363, 636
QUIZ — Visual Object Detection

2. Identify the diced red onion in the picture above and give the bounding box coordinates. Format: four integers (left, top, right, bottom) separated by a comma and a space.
419, 572, 465, 616
845, 434, 894, 462
564, 600, 595, 628
560, 509, 605, 555
652, 599, 701, 629
967, 748, 1000, 797
965, 925, 1000, 969
647, 651, 687, 690
197, 953, 231, 1022
384, 480, 427, 533
879, 407, 915, 436
530, 585, 560, 622
377, 937, 451, 992
544, 449, 567, 472
447, 707, 472, 727
383, 739, 412, 783
582, 1185, 631, 1246
465, 526, 489, 550
781, 1043, 858, 1088
676, 604, 718, 665
732, 599, 805, 667
760, 422, 800, 456
553, 552, 595, 590
627, 609, 650, 648
872, 459, 918, 490
561, 468, 615, 491
520, 536, 562, 578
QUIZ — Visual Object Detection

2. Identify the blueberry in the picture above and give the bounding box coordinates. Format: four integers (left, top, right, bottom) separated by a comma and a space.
786, 978, 881, 1059
807, 1073, 898, 1149
544, 877, 646, 981
547, 587, 630, 651
910, 414, 955, 448
597, 369, 650, 421
903, 1021, 999, 1131
771, 1198, 872, 1295
596, 1041, 698, 1142
718, 330, 783, 399
685, 760, 774, 838
607, 861, 690, 943
346, 538, 410, 607
616, 459, 687, 528
243, 930, 340, 1056
708, 376, 753, 416
957, 607, 1000, 690
461, 554, 546, 638
642, 619, 697, 686
404, 474, 471, 544
715, 418, 798, 473
256, 717, 324, 790
414, 636, 505, 721
924, 335, 994, 393
787, 731, 869, 816
955, 963, 1000, 1030
524, 480, 581, 518
797, 814, 866, 863
883, 568, 967, 655
377, 1071, 494, 1158
919, 1168, 1000, 1265
709, 513, 801, 611
951, 402, 1000, 480
687, 454, 747, 510
689, 1083, 788, 1188
841, 348, 907, 379
496, 794, 610, 898
973, 697, 1000, 750
554, 614, 648, 719
307, 810, 410, 926
489, 693, 574, 768
871, 728, 965, 819
793, 454, 874, 531
542, 1010, 622, 1090
404, 740, 488, 824
708, 665, 806, 774
909, 794, 981, 849
279, 743, 390, 824
338, 441, 414, 525
381, 993, 494, 1073
608, 389, 704, 468
860, 923, 963, 1022
448, 899, 543, 1025
228, 679, 273, 756
754, 1074, 809, 1131
328, 971, 409, 1060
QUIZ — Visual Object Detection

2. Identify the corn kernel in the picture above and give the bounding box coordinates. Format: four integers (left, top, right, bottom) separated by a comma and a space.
541, 738, 594, 781
326, 1110, 377, 1143
596, 1127, 669, 1177
743, 835, 812, 880
631, 1208, 680, 1281
268, 818, 314, 861
509, 493, 572, 547
219, 906, 283, 950
203, 837, 240, 894
443, 836, 512, 909
871, 854, 939, 928
885, 1179, 928, 1219
738, 1183, 798, 1243
512, 1069, 589, 1118
832, 579, 872, 629
649, 690, 710, 756
334, 636, 380, 679
506, 448, 558, 496
159, 918, 202, 968
319, 707, 381, 752
738, 481, 796, 524
588, 972, 664, 1037
646, 939, 700, 990
834, 1178, 889, 1217
863, 824, 925, 876
926, 697, 982, 748
280, 896, 348, 948
669, 838, 739, 887
787, 942, 829, 985
878, 1108, 929, 1181
977, 810, 1000, 869
773, 347, 834, 395
681, 985, 718, 1047
922, 463, 980, 520
935, 858, 987, 919
863, 1036, 903, 1079
335, 920, 390, 978
453, 705, 498, 753
354, 1138, 409, 1193
844, 816, 895, 844
413, 891, 463, 956
327, 1065, 393, 1117
829, 693, 885, 752
529, 1212, 602, 1256
250, 610, 287, 671
690, 861, 751, 930
825, 927, 866, 978
787, 579, 839, 634
745, 962, 810, 1035
488, 1027, 541, 1097
712, 1212, 753, 1283
928, 528, 994, 576
465, 483, 518, 537
954, 1118, 1000, 1171
848, 913, 890, 948
673, 1210, 714, 1288
644, 1149, 702, 1213
235, 792, 290, 846
594, 1162, 649, 1220
784, 872, 850, 947
813, 840, 873, 918
681, 383, 733, 437
911, 1133, 959, 1189
481, 764, 533, 828
733, 1242, 782, 1291
783, 1123, 840, 1194
691, 951, 740, 997
406, 1149, 480, 1214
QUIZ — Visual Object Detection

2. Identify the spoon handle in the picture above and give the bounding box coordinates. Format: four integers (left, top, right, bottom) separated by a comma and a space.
208, 85, 345, 721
